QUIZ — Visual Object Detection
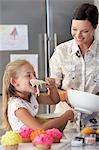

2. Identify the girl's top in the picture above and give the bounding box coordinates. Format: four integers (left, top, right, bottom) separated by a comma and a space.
8, 95, 39, 132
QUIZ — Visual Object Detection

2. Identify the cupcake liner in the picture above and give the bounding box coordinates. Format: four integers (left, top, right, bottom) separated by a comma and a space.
4, 144, 18, 150
35, 144, 51, 150
22, 137, 31, 143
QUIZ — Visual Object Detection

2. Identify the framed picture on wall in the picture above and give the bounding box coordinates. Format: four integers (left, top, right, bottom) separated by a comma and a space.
0, 25, 28, 51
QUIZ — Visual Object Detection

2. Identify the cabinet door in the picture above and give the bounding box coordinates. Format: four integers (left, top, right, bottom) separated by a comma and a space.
0, 0, 47, 93
47, 0, 94, 56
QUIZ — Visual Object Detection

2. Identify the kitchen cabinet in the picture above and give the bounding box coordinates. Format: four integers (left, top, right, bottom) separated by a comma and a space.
0, 0, 47, 94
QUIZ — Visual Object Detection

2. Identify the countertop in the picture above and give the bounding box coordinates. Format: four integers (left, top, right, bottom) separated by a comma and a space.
0, 141, 99, 150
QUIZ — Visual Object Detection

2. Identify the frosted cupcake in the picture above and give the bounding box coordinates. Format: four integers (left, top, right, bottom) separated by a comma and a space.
30, 129, 46, 141
33, 134, 53, 150
46, 128, 63, 143
80, 127, 95, 135
19, 127, 33, 142
1, 130, 22, 150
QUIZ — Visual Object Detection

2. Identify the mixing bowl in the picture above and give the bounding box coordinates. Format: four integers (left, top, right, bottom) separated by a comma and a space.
36, 113, 66, 131
67, 89, 99, 114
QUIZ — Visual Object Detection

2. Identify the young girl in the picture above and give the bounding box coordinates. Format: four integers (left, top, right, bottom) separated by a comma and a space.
2, 59, 74, 132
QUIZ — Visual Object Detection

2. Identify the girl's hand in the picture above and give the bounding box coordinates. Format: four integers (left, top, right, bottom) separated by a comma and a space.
44, 78, 56, 89
64, 110, 74, 122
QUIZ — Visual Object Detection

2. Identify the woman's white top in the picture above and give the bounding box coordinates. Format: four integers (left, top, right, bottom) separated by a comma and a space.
50, 38, 99, 94
8, 95, 39, 132
50, 38, 99, 128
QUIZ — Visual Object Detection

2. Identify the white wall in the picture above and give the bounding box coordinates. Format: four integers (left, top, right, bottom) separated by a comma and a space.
94, 0, 99, 39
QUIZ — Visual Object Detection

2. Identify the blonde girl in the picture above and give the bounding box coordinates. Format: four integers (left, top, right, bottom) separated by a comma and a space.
2, 59, 74, 131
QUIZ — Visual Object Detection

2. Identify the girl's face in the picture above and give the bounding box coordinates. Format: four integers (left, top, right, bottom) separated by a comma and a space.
12, 63, 37, 94
71, 20, 95, 47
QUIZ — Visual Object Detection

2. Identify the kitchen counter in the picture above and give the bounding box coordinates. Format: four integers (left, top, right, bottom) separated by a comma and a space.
0, 141, 99, 150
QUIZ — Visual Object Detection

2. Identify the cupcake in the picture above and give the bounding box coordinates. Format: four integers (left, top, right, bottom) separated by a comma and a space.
19, 127, 33, 142
30, 129, 46, 141
1, 130, 22, 150
46, 128, 63, 143
80, 127, 95, 135
96, 129, 99, 134
33, 134, 53, 150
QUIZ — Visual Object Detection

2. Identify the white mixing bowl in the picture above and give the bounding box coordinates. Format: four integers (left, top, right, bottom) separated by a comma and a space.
67, 89, 99, 114
36, 113, 66, 131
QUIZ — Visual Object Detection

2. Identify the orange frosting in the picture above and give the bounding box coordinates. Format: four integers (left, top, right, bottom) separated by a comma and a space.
80, 127, 95, 135
30, 130, 46, 141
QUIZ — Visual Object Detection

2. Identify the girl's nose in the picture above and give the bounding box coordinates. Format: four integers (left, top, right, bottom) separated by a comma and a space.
31, 76, 36, 79
31, 73, 37, 79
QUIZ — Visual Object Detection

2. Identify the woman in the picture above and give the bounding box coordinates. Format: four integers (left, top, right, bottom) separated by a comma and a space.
50, 3, 99, 97
49, 3, 99, 128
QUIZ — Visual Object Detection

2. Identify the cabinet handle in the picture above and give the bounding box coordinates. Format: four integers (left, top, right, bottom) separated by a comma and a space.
44, 33, 48, 80
44, 33, 50, 113
54, 33, 57, 49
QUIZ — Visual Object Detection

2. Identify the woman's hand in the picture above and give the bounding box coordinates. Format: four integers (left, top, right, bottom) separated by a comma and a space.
58, 89, 67, 101
45, 78, 56, 89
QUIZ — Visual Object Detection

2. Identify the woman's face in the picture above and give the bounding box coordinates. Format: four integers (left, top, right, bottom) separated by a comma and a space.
12, 63, 37, 94
71, 20, 95, 47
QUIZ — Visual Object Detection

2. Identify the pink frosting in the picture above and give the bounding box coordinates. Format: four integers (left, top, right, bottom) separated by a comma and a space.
33, 134, 53, 146
46, 128, 63, 140
19, 127, 33, 139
